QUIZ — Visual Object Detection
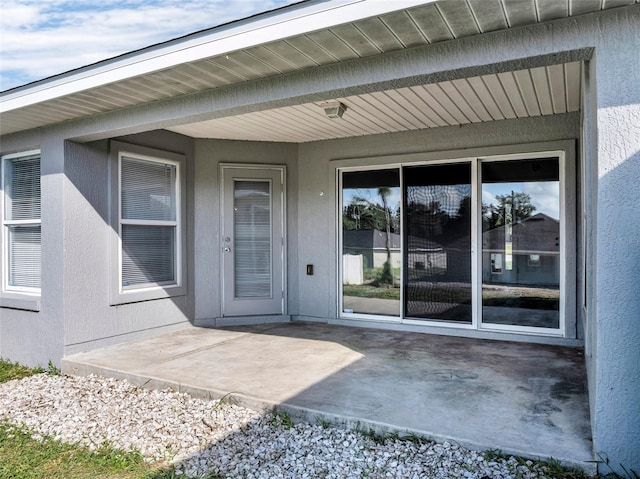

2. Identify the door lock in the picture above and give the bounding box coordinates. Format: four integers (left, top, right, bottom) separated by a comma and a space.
223, 247, 231, 253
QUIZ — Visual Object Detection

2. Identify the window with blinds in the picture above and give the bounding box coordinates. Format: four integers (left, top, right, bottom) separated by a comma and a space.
233, 180, 272, 298
119, 154, 179, 289
2, 151, 41, 291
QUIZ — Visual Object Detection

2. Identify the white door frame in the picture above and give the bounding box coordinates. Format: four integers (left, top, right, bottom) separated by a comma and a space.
220, 163, 286, 317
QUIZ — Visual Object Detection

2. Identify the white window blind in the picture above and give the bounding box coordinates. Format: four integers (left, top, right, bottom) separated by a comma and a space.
233, 180, 272, 298
120, 155, 178, 288
121, 157, 176, 221
3, 153, 41, 290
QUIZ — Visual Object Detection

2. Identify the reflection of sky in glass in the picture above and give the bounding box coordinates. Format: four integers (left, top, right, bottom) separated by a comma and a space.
483, 181, 559, 220
343, 188, 401, 211
407, 184, 470, 216
345, 181, 559, 219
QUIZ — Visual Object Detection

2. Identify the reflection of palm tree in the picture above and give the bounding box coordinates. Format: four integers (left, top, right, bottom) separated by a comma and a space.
376, 187, 393, 286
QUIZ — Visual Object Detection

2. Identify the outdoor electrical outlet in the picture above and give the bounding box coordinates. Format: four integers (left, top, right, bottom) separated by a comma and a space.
306, 264, 314, 275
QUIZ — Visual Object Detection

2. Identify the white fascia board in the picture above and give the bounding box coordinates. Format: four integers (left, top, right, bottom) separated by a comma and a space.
0, 0, 436, 114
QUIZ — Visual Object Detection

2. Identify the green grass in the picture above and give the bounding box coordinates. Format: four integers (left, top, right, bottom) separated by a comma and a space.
0, 358, 186, 479
0, 358, 60, 383
363, 267, 401, 283
343, 284, 401, 300
0, 423, 180, 479
344, 282, 559, 309
0, 358, 44, 382
269, 410, 294, 429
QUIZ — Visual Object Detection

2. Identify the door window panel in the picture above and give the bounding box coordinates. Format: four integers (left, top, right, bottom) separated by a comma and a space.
404, 163, 472, 322
481, 158, 560, 328
342, 169, 400, 316
234, 180, 272, 299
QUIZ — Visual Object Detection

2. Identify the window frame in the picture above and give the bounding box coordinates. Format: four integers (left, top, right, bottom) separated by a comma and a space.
109, 141, 186, 305
1, 150, 42, 308
334, 140, 576, 340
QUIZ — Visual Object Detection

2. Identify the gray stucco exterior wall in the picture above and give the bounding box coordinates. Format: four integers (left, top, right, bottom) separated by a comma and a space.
60, 131, 196, 355
296, 114, 580, 324
591, 9, 640, 470
0, 130, 66, 367
1, 5, 639, 472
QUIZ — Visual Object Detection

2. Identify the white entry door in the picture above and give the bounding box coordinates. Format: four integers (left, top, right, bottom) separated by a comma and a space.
221, 165, 285, 316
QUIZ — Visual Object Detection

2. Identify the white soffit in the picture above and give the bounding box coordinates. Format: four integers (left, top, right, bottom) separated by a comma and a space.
1, 0, 637, 136
0, 0, 435, 113
167, 62, 582, 143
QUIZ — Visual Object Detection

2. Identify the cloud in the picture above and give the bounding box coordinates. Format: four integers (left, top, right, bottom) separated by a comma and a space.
483, 181, 560, 219
522, 181, 560, 219
0, 0, 298, 91
482, 189, 497, 206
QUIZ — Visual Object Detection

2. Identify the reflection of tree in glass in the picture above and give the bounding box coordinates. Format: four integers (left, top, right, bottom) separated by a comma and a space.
376, 187, 393, 286
406, 195, 471, 243
343, 188, 398, 286
343, 191, 399, 233
482, 192, 536, 230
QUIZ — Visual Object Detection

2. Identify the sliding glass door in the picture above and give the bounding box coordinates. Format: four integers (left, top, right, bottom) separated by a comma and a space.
339, 152, 567, 336
405, 163, 472, 322
480, 158, 561, 330
341, 169, 401, 317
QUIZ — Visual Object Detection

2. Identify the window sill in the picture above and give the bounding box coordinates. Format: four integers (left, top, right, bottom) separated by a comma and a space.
0, 293, 41, 312
110, 284, 186, 306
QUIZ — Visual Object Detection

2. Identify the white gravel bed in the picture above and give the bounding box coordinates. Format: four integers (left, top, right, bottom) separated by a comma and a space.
0, 373, 558, 478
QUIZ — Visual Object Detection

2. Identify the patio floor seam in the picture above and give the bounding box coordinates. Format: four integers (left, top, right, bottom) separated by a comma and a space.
150, 330, 262, 364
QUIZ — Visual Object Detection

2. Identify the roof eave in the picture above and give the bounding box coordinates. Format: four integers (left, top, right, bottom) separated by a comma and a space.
0, 0, 435, 115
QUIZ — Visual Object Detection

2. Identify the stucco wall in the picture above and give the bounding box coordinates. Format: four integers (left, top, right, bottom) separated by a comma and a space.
192, 139, 299, 323
591, 8, 640, 471
61, 130, 196, 354
296, 113, 580, 322
0, 130, 66, 367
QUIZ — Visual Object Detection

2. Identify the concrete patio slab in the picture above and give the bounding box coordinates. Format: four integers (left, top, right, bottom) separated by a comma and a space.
62, 322, 593, 470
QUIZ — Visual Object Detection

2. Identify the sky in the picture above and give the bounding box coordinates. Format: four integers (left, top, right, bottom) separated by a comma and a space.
345, 181, 559, 220
0, 0, 300, 91
483, 181, 559, 220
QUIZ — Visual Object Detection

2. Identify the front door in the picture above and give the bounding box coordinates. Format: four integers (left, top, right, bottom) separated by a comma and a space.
221, 165, 285, 316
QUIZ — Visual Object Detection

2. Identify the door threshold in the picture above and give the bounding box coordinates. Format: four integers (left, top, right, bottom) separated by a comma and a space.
195, 315, 291, 327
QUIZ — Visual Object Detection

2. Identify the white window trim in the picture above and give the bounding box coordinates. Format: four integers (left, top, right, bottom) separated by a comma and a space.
1, 149, 41, 312
109, 141, 186, 305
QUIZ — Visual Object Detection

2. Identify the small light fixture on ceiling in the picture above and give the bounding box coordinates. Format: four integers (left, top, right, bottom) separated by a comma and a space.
321, 101, 347, 119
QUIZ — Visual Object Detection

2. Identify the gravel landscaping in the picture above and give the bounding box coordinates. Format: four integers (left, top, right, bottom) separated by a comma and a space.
0, 373, 575, 478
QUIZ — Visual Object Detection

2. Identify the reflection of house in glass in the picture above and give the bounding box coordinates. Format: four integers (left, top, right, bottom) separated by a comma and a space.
406, 233, 472, 322
406, 236, 447, 274
483, 213, 559, 286
343, 229, 401, 269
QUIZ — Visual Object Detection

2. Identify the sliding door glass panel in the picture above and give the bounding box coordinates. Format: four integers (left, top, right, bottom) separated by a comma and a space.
481, 158, 560, 329
342, 169, 400, 316
404, 163, 472, 322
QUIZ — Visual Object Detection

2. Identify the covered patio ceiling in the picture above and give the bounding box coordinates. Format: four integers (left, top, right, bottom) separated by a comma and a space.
167, 61, 582, 143
2, 0, 636, 138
